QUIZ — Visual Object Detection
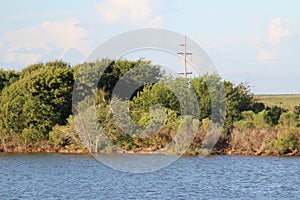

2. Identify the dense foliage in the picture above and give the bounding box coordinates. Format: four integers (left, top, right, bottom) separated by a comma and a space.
0, 61, 74, 145
0, 69, 19, 91
1, 59, 300, 156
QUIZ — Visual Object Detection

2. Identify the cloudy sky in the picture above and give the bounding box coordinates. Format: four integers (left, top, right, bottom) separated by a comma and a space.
1, 0, 300, 94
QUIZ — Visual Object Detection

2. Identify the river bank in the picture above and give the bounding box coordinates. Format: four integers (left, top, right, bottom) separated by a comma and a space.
0, 142, 87, 154
1, 143, 299, 157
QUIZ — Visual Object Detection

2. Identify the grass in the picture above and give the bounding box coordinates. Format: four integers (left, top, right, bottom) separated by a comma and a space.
254, 94, 300, 111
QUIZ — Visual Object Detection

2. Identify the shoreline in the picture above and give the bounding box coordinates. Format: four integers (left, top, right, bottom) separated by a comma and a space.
0, 145, 88, 154
1, 147, 299, 157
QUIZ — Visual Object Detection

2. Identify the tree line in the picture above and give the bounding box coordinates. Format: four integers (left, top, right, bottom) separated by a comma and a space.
0, 59, 299, 155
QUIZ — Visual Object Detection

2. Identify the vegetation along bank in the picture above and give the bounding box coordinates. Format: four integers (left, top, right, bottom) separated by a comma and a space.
1, 59, 300, 156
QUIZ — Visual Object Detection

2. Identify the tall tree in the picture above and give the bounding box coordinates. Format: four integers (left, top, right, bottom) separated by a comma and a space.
0, 61, 74, 143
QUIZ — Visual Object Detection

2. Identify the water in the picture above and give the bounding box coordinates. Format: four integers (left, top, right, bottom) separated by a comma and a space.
1, 154, 300, 199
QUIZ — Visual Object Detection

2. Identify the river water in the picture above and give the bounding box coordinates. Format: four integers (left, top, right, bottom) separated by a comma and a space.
0, 153, 299, 199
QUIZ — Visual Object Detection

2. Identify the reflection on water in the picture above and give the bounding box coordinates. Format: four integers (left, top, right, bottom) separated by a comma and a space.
1, 154, 300, 199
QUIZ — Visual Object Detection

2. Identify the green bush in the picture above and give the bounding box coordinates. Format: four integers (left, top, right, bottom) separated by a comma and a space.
279, 112, 297, 128
234, 121, 254, 131
49, 116, 81, 148
201, 118, 211, 132
264, 106, 287, 125
49, 125, 70, 147
251, 102, 265, 114
21, 126, 46, 145
294, 104, 300, 116
274, 129, 299, 154
254, 110, 271, 128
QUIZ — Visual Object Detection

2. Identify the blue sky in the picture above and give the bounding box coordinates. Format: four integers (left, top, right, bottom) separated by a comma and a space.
1, 0, 300, 94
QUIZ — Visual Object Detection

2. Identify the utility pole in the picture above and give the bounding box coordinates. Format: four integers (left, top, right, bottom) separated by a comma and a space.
177, 35, 192, 79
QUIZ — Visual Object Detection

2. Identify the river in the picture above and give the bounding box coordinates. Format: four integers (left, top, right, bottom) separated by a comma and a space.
0, 153, 299, 199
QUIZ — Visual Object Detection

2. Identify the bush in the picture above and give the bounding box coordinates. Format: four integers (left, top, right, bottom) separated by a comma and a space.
230, 128, 277, 155
49, 116, 82, 148
274, 129, 299, 154
234, 110, 269, 130
251, 102, 265, 114
21, 127, 46, 145
279, 112, 297, 128
294, 104, 300, 116
254, 110, 271, 128
264, 106, 287, 125
234, 111, 255, 130
201, 118, 211, 132
234, 121, 254, 131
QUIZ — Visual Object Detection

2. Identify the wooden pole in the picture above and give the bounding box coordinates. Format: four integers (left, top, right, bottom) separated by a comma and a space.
178, 35, 192, 79
184, 35, 187, 79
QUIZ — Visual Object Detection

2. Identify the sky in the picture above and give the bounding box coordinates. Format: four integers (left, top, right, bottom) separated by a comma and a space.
1, 0, 300, 94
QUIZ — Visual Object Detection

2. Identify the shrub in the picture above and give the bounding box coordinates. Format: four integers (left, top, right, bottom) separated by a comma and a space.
49, 116, 82, 148
230, 128, 277, 155
234, 121, 254, 131
201, 118, 211, 132
278, 112, 297, 128
264, 106, 287, 125
254, 110, 271, 128
21, 126, 46, 145
234, 111, 255, 130
294, 104, 300, 116
251, 102, 265, 114
274, 129, 299, 154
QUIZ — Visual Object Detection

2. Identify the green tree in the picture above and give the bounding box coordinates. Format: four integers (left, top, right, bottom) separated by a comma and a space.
0, 68, 19, 91
223, 81, 255, 134
74, 58, 162, 103
19, 63, 43, 78
190, 76, 211, 121
97, 59, 162, 99
0, 61, 74, 144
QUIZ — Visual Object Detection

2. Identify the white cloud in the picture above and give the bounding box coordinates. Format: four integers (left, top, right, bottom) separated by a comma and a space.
258, 17, 300, 61
96, 0, 162, 26
0, 20, 91, 68
41, 21, 91, 55
267, 17, 291, 45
